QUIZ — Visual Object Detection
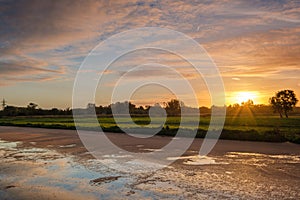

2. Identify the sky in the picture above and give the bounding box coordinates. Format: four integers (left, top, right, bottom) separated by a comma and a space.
0, 0, 300, 108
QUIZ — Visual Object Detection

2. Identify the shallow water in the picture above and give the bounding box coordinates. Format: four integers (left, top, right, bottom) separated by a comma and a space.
0, 140, 135, 199
0, 139, 299, 199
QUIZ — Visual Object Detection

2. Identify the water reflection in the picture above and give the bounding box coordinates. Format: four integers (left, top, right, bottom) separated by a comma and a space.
0, 139, 299, 199
0, 140, 133, 199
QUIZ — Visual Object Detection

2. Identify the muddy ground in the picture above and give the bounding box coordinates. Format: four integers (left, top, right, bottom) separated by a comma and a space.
0, 126, 299, 199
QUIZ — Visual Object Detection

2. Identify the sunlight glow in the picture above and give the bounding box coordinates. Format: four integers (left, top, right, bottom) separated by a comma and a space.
234, 91, 259, 104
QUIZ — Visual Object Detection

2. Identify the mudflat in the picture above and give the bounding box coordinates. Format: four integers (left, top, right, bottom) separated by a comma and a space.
0, 126, 299, 199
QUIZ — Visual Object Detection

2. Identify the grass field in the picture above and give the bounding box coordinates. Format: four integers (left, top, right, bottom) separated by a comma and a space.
0, 115, 299, 143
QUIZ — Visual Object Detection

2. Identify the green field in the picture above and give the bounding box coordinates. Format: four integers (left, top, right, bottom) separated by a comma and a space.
0, 115, 299, 143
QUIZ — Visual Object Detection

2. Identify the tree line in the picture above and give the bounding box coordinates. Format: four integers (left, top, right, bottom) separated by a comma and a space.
0, 99, 194, 117
1, 90, 298, 117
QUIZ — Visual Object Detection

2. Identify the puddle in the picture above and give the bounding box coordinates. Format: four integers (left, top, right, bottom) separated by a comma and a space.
183, 157, 216, 165
59, 144, 77, 148
167, 155, 227, 165
0, 140, 21, 150
90, 176, 122, 185
142, 148, 163, 152
102, 154, 133, 158
0, 139, 135, 199
225, 152, 300, 165
94, 158, 170, 174
1, 139, 299, 199
0, 139, 194, 199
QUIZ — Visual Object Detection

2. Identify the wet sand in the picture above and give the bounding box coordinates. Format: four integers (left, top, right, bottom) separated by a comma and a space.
0, 126, 299, 199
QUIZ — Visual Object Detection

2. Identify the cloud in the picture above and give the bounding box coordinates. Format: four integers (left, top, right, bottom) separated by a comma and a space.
0, 0, 155, 87
204, 26, 300, 78
0, 0, 300, 106
0, 56, 67, 85
1, 1, 111, 52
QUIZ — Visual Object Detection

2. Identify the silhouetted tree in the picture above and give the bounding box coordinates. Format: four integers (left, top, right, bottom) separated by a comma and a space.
241, 99, 254, 107
87, 103, 95, 109
149, 103, 165, 117
2, 99, 6, 110
164, 99, 184, 116
270, 90, 298, 118
27, 102, 38, 110
110, 101, 138, 115
199, 106, 211, 116
86, 103, 96, 114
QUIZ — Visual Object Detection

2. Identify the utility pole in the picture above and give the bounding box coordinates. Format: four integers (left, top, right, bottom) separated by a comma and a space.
2, 98, 6, 110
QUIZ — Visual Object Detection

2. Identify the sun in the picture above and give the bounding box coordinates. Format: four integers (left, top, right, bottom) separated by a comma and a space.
235, 91, 258, 104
